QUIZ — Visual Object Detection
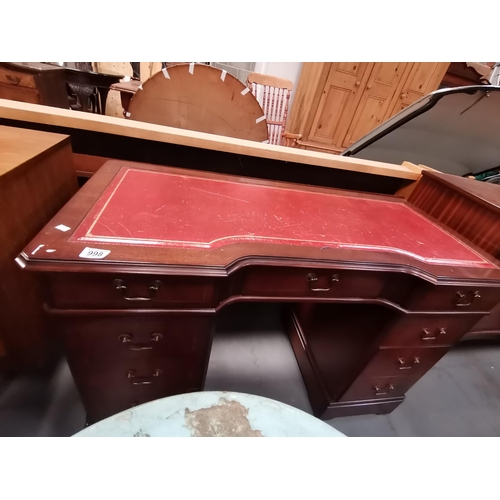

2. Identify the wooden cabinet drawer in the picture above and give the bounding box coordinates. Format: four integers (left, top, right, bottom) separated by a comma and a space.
403, 283, 500, 312
0, 83, 40, 104
0, 67, 36, 88
242, 266, 386, 300
47, 273, 219, 309
466, 303, 500, 338
359, 347, 448, 379
380, 314, 482, 347
71, 358, 202, 424
60, 314, 214, 423
341, 375, 418, 402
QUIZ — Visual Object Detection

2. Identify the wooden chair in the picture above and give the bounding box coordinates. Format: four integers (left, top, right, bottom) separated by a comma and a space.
247, 72, 301, 146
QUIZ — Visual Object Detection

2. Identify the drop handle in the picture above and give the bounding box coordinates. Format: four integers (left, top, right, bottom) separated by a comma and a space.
127, 369, 162, 385
6, 75, 21, 85
374, 384, 394, 396
306, 273, 339, 292
114, 279, 162, 301
455, 290, 481, 307
422, 328, 446, 341
119, 333, 163, 351
398, 357, 420, 369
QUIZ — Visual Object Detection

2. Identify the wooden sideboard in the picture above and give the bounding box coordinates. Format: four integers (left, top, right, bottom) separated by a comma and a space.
17, 160, 500, 422
409, 170, 500, 340
288, 62, 450, 153
0, 63, 69, 109
0, 126, 78, 370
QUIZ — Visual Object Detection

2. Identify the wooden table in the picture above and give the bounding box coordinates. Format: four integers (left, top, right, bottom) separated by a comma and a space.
74, 391, 345, 437
17, 160, 500, 422
109, 79, 141, 115
0, 125, 78, 370
125, 64, 269, 142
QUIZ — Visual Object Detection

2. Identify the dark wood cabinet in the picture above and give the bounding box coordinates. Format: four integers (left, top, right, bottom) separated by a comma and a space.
17, 160, 500, 422
0, 63, 69, 108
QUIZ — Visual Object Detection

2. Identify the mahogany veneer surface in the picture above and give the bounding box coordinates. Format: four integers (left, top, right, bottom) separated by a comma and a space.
410, 171, 500, 339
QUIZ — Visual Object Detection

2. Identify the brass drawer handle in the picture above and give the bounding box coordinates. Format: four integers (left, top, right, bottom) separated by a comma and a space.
306, 272, 339, 292
374, 384, 394, 396
422, 327, 446, 341
119, 333, 163, 351
398, 356, 420, 370
127, 369, 162, 385
455, 290, 481, 307
114, 279, 162, 301
5, 74, 21, 85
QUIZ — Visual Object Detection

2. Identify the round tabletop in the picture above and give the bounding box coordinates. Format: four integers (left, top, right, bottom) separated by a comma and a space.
127, 63, 269, 142
74, 391, 346, 437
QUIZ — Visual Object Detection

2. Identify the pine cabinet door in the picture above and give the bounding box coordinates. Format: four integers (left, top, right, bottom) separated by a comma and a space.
307, 62, 373, 147
341, 62, 411, 148
386, 62, 450, 118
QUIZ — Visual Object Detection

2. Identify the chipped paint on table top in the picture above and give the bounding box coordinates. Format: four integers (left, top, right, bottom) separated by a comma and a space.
73, 391, 346, 437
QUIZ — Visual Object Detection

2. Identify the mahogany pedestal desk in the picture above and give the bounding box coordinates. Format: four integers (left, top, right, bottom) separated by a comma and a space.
17, 161, 500, 423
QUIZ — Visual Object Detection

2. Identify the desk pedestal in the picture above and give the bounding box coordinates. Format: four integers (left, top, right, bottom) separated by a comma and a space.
288, 303, 480, 419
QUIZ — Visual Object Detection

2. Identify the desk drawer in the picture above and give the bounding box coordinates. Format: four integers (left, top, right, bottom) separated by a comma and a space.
359, 347, 448, 379
71, 357, 203, 424
61, 314, 214, 364
341, 375, 418, 402
48, 273, 219, 309
60, 314, 214, 423
242, 266, 386, 300
380, 314, 482, 348
0, 67, 36, 88
403, 283, 500, 312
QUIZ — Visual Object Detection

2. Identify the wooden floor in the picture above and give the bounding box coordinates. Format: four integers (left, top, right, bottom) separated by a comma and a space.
2, 303, 500, 437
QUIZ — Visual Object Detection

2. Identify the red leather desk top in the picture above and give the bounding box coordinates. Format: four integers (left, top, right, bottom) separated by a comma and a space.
70, 167, 493, 268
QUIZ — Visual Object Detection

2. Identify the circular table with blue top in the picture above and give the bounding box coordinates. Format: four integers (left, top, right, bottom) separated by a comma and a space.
74, 391, 346, 437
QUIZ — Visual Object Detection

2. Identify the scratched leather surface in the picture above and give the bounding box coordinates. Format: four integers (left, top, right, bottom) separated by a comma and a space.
71, 166, 493, 268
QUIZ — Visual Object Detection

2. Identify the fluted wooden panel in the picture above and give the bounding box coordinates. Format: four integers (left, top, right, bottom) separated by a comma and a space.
409, 173, 500, 260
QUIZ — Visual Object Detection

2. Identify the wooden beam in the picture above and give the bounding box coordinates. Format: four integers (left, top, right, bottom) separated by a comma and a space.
0, 99, 420, 181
